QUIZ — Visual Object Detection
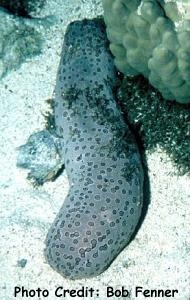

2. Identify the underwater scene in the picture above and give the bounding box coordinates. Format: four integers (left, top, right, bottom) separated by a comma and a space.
0, 0, 189, 299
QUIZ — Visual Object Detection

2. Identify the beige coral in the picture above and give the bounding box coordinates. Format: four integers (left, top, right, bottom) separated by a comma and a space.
102, 0, 190, 103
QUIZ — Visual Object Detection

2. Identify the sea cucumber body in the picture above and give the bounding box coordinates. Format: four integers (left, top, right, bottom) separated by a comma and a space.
44, 19, 143, 279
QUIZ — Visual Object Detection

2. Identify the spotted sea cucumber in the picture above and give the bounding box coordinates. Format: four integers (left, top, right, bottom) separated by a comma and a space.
17, 19, 144, 279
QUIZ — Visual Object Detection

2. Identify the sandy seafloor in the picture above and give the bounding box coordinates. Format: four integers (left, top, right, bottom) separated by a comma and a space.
0, 1, 189, 300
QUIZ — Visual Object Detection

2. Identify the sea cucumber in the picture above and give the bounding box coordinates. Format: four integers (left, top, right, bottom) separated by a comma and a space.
17, 19, 144, 279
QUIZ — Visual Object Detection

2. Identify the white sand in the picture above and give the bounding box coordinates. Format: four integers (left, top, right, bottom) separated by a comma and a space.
0, 1, 189, 299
